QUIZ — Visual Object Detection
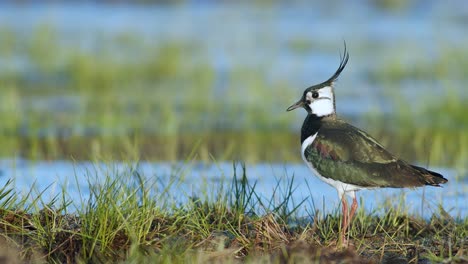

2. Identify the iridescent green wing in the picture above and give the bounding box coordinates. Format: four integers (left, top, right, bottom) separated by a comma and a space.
304, 121, 418, 187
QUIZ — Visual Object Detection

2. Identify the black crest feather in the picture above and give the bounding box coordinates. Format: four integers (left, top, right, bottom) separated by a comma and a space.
322, 42, 349, 86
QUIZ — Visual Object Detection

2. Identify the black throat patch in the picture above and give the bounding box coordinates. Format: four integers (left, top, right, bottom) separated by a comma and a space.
300, 114, 323, 143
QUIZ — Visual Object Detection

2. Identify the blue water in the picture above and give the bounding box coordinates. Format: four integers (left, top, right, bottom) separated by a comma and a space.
1, 159, 465, 219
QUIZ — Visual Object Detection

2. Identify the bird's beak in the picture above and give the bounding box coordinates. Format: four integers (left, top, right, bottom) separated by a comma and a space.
286, 99, 304, 111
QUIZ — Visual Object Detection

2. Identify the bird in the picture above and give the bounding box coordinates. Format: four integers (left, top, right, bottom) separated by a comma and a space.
286, 44, 448, 245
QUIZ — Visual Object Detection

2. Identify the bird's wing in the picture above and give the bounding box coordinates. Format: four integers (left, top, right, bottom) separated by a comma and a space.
303, 121, 425, 188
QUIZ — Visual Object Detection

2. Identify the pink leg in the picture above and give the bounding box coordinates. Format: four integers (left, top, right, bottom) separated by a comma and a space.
340, 196, 349, 245
340, 194, 358, 246
349, 195, 358, 225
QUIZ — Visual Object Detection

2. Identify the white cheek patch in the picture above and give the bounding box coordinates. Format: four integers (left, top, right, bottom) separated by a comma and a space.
307, 86, 335, 117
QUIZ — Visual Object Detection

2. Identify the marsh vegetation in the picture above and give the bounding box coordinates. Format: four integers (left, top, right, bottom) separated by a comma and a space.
0, 2, 467, 263
0, 164, 466, 263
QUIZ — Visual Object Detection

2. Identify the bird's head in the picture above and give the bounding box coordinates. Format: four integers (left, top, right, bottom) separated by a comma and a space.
287, 45, 349, 117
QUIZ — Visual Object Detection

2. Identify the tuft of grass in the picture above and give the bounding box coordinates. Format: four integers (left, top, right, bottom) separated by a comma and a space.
0, 162, 465, 263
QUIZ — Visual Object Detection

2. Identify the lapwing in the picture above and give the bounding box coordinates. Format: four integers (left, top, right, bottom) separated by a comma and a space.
287, 45, 448, 244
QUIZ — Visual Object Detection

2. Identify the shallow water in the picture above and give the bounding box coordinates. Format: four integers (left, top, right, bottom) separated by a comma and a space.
1, 159, 465, 219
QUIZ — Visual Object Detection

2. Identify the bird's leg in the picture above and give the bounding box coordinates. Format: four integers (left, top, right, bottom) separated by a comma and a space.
349, 195, 358, 225
340, 196, 349, 245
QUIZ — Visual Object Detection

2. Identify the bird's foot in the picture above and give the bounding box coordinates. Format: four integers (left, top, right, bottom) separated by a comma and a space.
338, 234, 357, 249
339, 230, 350, 247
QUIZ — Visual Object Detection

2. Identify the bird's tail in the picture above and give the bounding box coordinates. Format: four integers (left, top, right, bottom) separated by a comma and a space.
411, 165, 448, 187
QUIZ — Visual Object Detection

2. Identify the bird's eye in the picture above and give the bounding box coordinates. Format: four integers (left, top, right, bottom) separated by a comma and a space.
312, 91, 319, 98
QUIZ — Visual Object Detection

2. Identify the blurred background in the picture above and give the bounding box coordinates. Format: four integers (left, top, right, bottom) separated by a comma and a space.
0, 0, 466, 173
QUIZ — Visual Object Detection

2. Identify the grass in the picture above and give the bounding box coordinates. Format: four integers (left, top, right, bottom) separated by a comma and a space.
0, 162, 466, 263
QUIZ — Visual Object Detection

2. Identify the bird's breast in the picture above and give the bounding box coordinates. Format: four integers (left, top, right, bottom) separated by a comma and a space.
301, 132, 318, 163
